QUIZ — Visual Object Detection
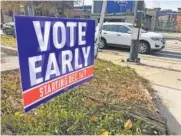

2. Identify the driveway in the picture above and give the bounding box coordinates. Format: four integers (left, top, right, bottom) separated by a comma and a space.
98, 39, 181, 134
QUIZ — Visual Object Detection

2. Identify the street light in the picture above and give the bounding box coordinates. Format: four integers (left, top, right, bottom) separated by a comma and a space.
95, 0, 107, 58
28, 1, 34, 16
127, 1, 144, 63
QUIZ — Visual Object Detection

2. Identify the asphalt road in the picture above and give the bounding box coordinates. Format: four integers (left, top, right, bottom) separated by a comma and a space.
101, 39, 181, 61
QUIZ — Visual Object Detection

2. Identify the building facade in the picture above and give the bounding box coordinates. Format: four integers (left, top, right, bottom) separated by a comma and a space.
155, 9, 181, 32
92, 0, 134, 14
74, 5, 92, 15
91, 0, 135, 24
73, 5, 92, 18
91, 1, 181, 32
1, 1, 74, 23
176, 8, 181, 31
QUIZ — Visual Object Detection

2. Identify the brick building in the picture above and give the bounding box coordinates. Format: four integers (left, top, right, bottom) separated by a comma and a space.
177, 8, 181, 31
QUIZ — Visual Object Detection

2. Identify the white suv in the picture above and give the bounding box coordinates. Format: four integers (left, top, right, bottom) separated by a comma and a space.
95, 22, 166, 54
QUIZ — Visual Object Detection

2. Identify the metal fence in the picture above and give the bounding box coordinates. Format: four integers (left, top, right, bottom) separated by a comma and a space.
154, 20, 181, 33
141, 20, 181, 33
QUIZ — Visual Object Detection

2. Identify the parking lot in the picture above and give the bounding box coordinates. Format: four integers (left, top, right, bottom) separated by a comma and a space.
98, 39, 181, 134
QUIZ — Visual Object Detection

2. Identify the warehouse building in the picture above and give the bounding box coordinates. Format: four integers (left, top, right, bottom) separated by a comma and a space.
90, 0, 154, 30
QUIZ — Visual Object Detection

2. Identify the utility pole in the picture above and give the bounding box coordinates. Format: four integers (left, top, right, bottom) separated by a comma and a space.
82, 0, 85, 17
28, 1, 34, 16
1, 9, 4, 24
127, 1, 144, 63
95, 0, 107, 58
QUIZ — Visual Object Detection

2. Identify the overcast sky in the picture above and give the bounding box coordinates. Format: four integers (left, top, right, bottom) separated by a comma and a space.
83, 0, 181, 11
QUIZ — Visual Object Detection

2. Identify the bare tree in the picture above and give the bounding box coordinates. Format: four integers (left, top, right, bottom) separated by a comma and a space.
33, 1, 75, 17
1, 1, 82, 17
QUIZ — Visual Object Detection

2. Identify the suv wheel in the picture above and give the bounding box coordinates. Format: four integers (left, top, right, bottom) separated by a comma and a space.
139, 41, 149, 54
99, 38, 106, 49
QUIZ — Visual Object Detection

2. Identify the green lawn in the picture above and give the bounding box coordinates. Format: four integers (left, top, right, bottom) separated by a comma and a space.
1, 59, 160, 135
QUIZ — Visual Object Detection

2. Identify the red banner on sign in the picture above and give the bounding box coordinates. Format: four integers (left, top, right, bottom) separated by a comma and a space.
23, 66, 94, 108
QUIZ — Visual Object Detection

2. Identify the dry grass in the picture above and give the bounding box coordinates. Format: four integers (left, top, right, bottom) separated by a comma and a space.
83, 59, 155, 109
1, 35, 16, 48
1, 59, 160, 135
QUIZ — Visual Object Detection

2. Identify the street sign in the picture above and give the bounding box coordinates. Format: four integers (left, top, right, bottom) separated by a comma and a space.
14, 16, 95, 112
157, 11, 181, 17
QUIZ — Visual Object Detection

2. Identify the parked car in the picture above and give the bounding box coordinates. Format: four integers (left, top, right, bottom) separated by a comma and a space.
95, 22, 166, 54
2, 22, 15, 37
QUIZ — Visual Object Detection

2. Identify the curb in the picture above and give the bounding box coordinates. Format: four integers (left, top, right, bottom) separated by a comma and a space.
0, 45, 17, 56
165, 37, 181, 41
1, 66, 19, 72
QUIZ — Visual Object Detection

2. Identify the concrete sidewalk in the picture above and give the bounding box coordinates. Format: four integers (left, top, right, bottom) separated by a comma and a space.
0, 45, 19, 72
1, 52, 19, 72
98, 51, 181, 134
159, 32, 181, 40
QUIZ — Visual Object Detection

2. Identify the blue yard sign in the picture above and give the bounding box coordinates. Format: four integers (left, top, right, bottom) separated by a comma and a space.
14, 16, 95, 112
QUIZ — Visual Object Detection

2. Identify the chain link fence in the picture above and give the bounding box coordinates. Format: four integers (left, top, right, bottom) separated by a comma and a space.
142, 20, 181, 33
154, 20, 181, 33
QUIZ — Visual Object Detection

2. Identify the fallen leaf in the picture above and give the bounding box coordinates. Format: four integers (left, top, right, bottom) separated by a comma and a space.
23, 116, 31, 121
136, 128, 141, 133
23, 116, 29, 121
5, 129, 13, 135
34, 112, 37, 116
101, 130, 109, 136
55, 128, 58, 134
106, 67, 111, 72
7, 96, 21, 110
15, 111, 21, 116
91, 115, 98, 121
16, 89, 21, 93
153, 130, 158, 134
124, 119, 132, 129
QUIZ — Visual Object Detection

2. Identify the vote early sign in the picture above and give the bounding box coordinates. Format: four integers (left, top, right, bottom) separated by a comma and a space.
14, 16, 95, 112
